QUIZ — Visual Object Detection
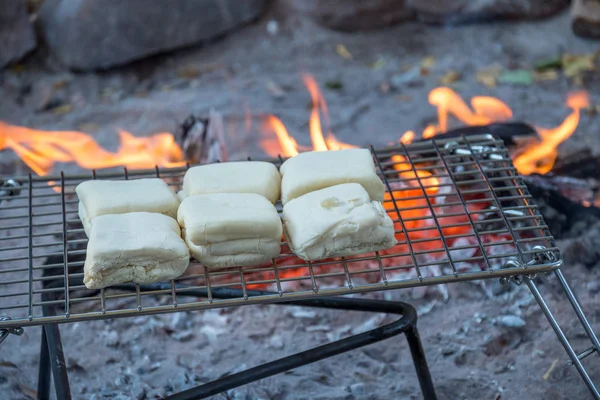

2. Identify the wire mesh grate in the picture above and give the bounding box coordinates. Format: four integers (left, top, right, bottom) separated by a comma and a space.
0, 134, 561, 328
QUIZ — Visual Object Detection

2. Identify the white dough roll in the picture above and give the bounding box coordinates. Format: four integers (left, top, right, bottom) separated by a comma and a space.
282, 183, 396, 261
76, 178, 180, 236
279, 148, 385, 205
178, 193, 282, 268
83, 212, 190, 289
182, 161, 281, 203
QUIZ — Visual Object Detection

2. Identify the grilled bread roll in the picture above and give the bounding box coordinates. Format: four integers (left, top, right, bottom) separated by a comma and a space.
76, 178, 179, 236
279, 148, 385, 205
182, 161, 281, 204
83, 212, 190, 289
178, 193, 282, 268
282, 183, 396, 261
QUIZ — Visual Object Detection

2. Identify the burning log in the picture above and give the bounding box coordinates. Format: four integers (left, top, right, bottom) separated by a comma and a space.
571, 0, 600, 39
553, 148, 600, 179
427, 122, 538, 147
176, 109, 228, 165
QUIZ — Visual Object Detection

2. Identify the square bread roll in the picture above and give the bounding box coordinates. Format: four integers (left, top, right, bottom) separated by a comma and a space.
178, 193, 282, 268
282, 183, 396, 261
182, 161, 281, 203
76, 178, 180, 236
84, 212, 190, 289
279, 148, 385, 205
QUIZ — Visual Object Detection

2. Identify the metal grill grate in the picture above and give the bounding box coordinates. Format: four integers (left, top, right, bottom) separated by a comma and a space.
0, 134, 561, 328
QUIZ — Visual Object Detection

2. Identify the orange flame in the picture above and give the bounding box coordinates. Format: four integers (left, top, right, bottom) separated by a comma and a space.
0, 122, 185, 177
513, 91, 589, 174
423, 87, 513, 138
261, 115, 299, 158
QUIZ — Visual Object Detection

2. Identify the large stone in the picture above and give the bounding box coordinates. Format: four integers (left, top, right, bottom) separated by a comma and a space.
410, 0, 570, 25
291, 0, 414, 32
38, 0, 267, 70
0, 0, 37, 68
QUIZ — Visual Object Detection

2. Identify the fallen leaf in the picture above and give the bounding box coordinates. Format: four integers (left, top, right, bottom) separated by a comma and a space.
572, 75, 585, 87
534, 56, 562, 71
562, 53, 596, 78
0, 361, 18, 369
439, 71, 461, 85
396, 95, 412, 102
335, 44, 353, 60
534, 69, 559, 81
18, 385, 37, 400
325, 81, 343, 90
542, 359, 559, 381
370, 57, 386, 70
50, 104, 73, 114
9, 64, 25, 73
498, 70, 533, 86
177, 65, 201, 79
584, 104, 600, 116
133, 91, 150, 98
52, 80, 68, 90
265, 80, 286, 98
76, 123, 100, 131
421, 56, 435, 69
476, 66, 501, 88
379, 81, 390, 94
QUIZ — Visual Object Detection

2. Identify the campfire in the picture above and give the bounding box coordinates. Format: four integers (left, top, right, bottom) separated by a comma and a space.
0, 75, 594, 294
2, 3, 600, 397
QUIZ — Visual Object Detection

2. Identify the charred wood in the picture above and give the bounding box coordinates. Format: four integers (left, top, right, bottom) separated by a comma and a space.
176, 109, 228, 165
552, 148, 600, 179
522, 174, 600, 238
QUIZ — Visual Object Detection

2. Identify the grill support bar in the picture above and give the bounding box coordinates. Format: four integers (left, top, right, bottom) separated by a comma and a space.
525, 271, 600, 399
36, 289, 437, 400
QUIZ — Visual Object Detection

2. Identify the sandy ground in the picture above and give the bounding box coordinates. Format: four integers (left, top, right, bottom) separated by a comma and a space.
2, 2, 600, 399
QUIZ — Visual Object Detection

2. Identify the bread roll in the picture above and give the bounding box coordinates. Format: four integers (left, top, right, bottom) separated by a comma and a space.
279, 148, 385, 205
182, 161, 281, 203
83, 212, 190, 289
178, 193, 282, 268
76, 178, 179, 236
282, 183, 396, 261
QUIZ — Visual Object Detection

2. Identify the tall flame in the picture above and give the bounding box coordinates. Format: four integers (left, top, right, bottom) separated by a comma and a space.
262, 78, 585, 179
513, 91, 589, 175
423, 87, 513, 138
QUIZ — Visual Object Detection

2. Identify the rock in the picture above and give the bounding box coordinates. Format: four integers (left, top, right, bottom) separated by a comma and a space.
105, 330, 120, 347
171, 329, 194, 342
38, 0, 268, 70
572, 0, 600, 39
291, 0, 414, 32
349, 383, 365, 396
411, 0, 569, 25
496, 315, 526, 329
0, 0, 37, 68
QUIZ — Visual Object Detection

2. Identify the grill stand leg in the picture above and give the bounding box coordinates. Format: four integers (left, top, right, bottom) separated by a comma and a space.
405, 325, 438, 400
36, 299, 72, 400
525, 271, 600, 399
36, 327, 51, 400
166, 295, 437, 400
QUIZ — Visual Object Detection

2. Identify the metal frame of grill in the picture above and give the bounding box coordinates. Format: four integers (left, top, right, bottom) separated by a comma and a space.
0, 134, 599, 399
